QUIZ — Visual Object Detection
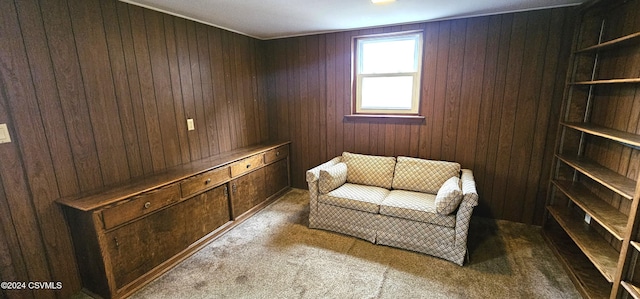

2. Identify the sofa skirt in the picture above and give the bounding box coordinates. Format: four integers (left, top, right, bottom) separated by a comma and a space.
310, 202, 378, 243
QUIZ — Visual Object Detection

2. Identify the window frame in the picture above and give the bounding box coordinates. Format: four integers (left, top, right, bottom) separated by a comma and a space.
351, 30, 424, 116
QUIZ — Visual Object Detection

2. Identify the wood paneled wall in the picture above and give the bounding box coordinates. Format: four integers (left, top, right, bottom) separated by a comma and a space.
0, 0, 267, 298
264, 8, 575, 225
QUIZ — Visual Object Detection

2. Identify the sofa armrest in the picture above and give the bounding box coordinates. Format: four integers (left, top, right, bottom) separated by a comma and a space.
454, 169, 478, 248
307, 157, 343, 210
306, 156, 343, 184
460, 169, 479, 208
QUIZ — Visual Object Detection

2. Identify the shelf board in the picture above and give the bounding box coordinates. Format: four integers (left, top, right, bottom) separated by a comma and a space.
632, 241, 640, 253
543, 223, 612, 298
552, 180, 628, 240
547, 205, 619, 282
557, 154, 636, 200
576, 32, 640, 53
571, 78, 640, 85
622, 281, 640, 299
562, 122, 640, 147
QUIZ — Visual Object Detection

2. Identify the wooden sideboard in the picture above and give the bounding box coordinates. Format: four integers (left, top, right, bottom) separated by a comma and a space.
57, 141, 291, 299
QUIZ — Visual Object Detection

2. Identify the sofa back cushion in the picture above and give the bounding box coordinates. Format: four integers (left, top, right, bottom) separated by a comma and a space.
392, 157, 460, 194
342, 152, 396, 189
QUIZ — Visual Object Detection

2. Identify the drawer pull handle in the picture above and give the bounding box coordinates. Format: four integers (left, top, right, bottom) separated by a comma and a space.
114, 237, 120, 248
205, 178, 211, 185
144, 202, 151, 209
246, 164, 251, 168
276, 151, 280, 156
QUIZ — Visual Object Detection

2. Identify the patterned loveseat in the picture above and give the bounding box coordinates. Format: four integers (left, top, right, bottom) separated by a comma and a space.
306, 152, 479, 265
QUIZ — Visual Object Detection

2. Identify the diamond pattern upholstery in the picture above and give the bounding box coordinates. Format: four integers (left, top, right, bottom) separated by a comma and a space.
318, 183, 389, 213
342, 152, 396, 189
434, 176, 463, 215
380, 190, 456, 227
319, 162, 348, 194
307, 155, 478, 266
312, 203, 378, 243
392, 156, 460, 194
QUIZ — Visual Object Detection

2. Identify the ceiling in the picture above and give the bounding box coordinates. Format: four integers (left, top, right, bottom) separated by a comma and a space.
120, 0, 583, 40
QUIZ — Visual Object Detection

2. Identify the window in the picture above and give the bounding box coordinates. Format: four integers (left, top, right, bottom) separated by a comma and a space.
353, 31, 423, 115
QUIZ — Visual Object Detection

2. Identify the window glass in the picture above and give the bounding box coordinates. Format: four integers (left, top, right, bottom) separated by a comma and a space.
354, 31, 423, 115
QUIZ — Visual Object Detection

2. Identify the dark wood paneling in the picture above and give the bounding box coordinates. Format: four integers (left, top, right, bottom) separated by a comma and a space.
265, 8, 575, 224
0, 0, 267, 296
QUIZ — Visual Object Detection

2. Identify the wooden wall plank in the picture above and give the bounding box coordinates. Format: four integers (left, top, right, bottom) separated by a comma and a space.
173, 17, 201, 161
0, 85, 40, 299
473, 15, 502, 216
162, 14, 191, 165
187, 21, 210, 156
116, 1, 155, 176
482, 13, 513, 218
15, 0, 80, 197
196, 24, 220, 156
502, 10, 551, 222
221, 31, 239, 150
455, 18, 488, 168
430, 21, 451, 160
143, 9, 182, 168
0, 0, 270, 294
69, 0, 130, 185
128, 5, 166, 172
101, 0, 146, 178
39, 0, 104, 192
325, 34, 337, 158
1, 0, 80, 296
0, 177, 33, 299
318, 35, 328, 162
492, 12, 528, 220
441, 20, 466, 162
209, 27, 232, 153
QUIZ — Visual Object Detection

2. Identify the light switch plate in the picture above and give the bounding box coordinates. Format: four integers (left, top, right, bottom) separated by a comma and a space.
0, 124, 11, 144
187, 118, 195, 131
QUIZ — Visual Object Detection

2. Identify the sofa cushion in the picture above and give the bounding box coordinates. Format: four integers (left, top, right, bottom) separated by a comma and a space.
380, 190, 456, 228
392, 157, 460, 194
342, 152, 396, 189
318, 183, 389, 213
435, 176, 463, 215
319, 163, 348, 194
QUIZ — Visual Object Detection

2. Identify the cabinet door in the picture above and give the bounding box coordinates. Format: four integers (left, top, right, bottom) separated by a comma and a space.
105, 185, 230, 288
265, 159, 289, 198
230, 168, 265, 219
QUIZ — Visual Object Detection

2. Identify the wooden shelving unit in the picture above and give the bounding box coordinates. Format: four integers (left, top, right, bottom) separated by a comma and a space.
552, 180, 628, 240
561, 122, 640, 148
548, 206, 620, 282
571, 78, 640, 85
543, 0, 640, 298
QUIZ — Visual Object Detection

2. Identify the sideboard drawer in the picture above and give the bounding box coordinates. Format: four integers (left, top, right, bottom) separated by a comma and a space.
180, 166, 230, 198
102, 184, 180, 229
230, 154, 264, 177
264, 145, 289, 164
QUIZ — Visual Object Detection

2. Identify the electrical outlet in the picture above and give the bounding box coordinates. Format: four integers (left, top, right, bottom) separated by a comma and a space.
187, 118, 195, 131
584, 214, 591, 224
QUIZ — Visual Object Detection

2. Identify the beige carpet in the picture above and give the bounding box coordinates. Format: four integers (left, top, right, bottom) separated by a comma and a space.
127, 188, 579, 299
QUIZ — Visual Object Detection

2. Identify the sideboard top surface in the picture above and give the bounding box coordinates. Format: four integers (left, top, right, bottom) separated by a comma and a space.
57, 141, 290, 211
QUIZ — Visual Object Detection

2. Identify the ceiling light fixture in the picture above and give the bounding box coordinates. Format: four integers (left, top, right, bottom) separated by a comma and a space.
371, 0, 396, 4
